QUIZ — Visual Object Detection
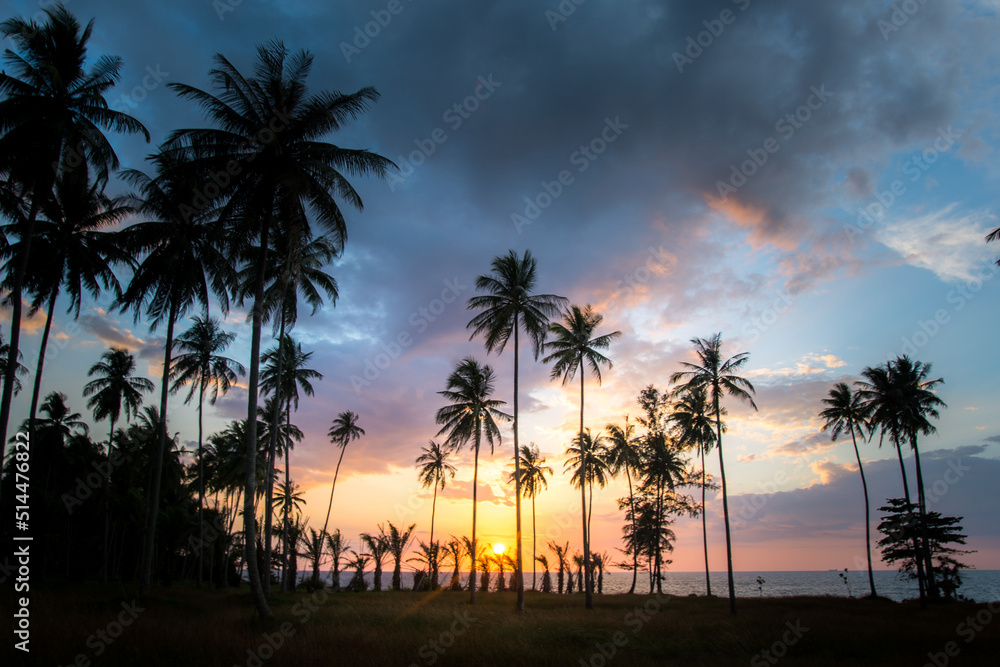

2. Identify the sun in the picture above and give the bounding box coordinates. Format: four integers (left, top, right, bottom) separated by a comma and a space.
492, 543, 506, 555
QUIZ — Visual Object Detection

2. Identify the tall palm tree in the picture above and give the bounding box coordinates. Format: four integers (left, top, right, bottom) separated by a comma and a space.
467, 248, 566, 610
260, 335, 322, 596
321, 410, 364, 541
117, 154, 234, 598
542, 304, 621, 609
416, 440, 457, 588
820, 382, 877, 599
566, 429, 612, 554
668, 385, 718, 597
605, 418, 643, 593
83, 347, 153, 582
170, 316, 245, 587
669, 333, 756, 615
164, 40, 392, 619
0, 3, 148, 479
508, 443, 553, 591
435, 357, 510, 604
11, 163, 133, 449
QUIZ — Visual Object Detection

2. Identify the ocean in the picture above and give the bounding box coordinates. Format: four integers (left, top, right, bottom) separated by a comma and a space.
317, 569, 1000, 602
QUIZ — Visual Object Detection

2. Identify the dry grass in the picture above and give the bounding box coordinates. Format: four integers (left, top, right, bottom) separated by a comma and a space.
4, 584, 1000, 666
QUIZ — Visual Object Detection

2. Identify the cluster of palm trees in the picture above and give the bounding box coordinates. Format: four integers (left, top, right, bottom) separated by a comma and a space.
0, 3, 391, 619
819, 355, 948, 606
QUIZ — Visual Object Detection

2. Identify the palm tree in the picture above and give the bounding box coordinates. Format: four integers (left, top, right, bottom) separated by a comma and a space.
35, 392, 89, 441
117, 154, 234, 598
668, 385, 718, 597
0, 334, 28, 398
547, 540, 570, 594
325, 529, 349, 591
605, 417, 643, 593
260, 335, 322, 596
170, 316, 245, 588
360, 532, 390, 591
435, 358, 510, 604
542, 304, 621, 609
416, 440, 457, 588
819, 382, 877, 598
858, 356, 946, 603
321, 411, 365, 540
565, 429, 612, 559
83, 347, 153, 582
987, 225, 1000, 266
164, 40, 392, 619
467, 248, 566, 610
669, 333, 756, 615
508, 443, 553, 591
0, 3, 148, 478
445, 538, 464, 590
381, 522, 416, 591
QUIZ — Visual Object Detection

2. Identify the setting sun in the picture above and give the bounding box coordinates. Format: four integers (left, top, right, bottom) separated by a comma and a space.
492, 543, 506, 555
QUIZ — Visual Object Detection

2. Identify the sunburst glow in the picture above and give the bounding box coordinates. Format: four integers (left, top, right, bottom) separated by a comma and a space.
492, 543, 506, 555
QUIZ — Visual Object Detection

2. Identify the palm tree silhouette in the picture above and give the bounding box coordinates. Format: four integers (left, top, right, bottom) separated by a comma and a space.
381, 522, 416, 591
83, 346, 153, 582
668, 385, 718, 597
670, 333, 756, 615
416, 440, 457, 588
0, 3, 148, 480
435, 358, 510, 603
165, 40, 391, 618
361, 532, 390, 591
508, 443, 553, 591
467, 249, 566, 610
605, 418, 642, 593
566, 429, 612, 561
321, 410, 365, 542
542, 304, 621, 609
170, 316, 245, 588
820, 382, 877, 599
547, 540, 570, 594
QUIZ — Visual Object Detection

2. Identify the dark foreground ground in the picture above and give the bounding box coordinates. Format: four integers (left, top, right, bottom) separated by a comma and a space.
3, 584, 999, 666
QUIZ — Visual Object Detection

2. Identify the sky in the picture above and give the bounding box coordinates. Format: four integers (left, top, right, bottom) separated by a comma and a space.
5, 0, 1000, 573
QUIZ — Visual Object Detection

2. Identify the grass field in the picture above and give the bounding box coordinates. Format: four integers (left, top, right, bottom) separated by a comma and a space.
4, 585, 1000, 666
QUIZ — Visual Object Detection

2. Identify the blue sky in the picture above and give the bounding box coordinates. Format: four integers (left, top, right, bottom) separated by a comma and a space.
4, 0, 999, 571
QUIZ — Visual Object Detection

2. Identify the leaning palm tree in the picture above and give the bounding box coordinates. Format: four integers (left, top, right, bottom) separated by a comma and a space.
164, 40, 392, 619
667, 385, 718, 597
416, 440, 457, 588
605, 417, 643, 593
819, 382, 877, 598
321, 411, 365, 538
83, 347, 153, 582
467, 248, 567, 610
435, 358, 510, 604
508, 443, 553, 591
0, 4, 149, 456
116, 152, 234, 598
669, 333, 756, 616
170, 316, 245, 588
542, 304, 621, 609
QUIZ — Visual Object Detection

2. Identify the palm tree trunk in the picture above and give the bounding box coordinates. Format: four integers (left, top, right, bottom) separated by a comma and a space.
469, 428, 480, 603
531, 495, 537, 591
140, 306, 176, 597
320, 442, 348, 539
849, 425, 876, 598
512, 318, 525, 611
244, 212, 274, 619
910, 436, 938, 600
263, 313, 287, 599
197, 383, 206, 588
715, 394, 737, 615
101, 417, 115, 583
579, 358, 593, 610
701, 446, 711, 597
430, 480, 438, 588
281, 409, 291, 593
655, 477, 663, 595
27, 285, 59, 447
894, 439, 926, 605
625, 462, 637, 594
